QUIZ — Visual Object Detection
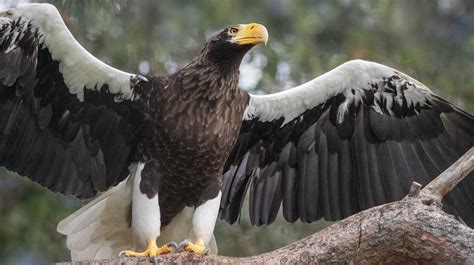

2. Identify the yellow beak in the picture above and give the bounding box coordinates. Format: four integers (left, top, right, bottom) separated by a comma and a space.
233, 23, 268, 45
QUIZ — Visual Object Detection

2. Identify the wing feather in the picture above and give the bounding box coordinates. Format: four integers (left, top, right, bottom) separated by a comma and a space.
0, 4, 150, 198
221, 60, 474, 227
337, 140, 355, 217
282, 163, 298, 222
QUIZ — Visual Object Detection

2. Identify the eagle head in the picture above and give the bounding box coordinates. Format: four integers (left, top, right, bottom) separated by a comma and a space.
200, 23, 268, 67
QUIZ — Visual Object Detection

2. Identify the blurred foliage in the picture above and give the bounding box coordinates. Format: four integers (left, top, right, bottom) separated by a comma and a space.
0, 0, 473, 264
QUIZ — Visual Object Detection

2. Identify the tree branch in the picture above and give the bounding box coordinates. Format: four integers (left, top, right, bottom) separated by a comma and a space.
58, 148, 474, 264
420, 147, 474, 203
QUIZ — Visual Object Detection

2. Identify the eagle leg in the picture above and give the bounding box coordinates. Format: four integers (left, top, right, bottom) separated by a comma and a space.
119, 240, 176, 257
177, 191, 222, 255
177, 239, 209, 255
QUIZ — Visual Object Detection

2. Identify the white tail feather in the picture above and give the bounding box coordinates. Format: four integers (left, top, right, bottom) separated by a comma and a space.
57, 164, 219, 260
57, 175, 134, 261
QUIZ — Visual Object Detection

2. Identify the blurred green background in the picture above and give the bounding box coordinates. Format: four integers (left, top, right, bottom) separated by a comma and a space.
0, 0, 473, 264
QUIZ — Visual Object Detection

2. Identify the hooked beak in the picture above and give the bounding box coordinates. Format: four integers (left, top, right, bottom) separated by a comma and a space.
233, 23, 268, 45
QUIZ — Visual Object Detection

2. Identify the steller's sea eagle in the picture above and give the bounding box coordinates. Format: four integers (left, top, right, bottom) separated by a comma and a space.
0, 3, 473, 261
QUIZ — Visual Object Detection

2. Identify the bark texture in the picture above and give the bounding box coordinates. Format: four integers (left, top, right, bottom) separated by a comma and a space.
58, 148, 474, 264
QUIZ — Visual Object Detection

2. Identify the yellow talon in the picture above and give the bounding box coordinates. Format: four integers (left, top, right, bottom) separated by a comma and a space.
119, 240, 174, 257
179, 239, 209, 254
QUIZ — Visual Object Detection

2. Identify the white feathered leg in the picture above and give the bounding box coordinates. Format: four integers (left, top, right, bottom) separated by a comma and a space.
192, 191, 221, 245
179, 192, 222, 254
120, 163, 173, 257
131, 163, 160, 250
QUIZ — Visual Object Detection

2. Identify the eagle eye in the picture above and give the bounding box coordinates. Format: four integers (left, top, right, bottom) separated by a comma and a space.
229, 27, 239, 36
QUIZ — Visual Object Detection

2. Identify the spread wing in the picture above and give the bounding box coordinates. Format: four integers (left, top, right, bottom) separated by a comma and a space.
0, 4, 150, 198
221, 59, 474, 227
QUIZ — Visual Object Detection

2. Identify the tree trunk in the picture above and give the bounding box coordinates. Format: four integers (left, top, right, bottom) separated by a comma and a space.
58, 148, 474, 264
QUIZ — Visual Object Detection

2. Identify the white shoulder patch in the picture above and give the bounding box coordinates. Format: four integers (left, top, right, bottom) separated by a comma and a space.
6, 3, 134, 101
245, 59, 432, 125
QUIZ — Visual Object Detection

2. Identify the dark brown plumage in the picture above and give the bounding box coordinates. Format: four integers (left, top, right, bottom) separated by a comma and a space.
134, 30, 253, 225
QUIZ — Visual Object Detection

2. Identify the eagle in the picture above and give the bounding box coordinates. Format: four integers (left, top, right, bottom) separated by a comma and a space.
0, 3, 473, 261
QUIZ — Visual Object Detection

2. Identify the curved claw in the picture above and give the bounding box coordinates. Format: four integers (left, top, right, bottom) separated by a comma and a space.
177, 239, 209, 254
177, 239, 190, 252
167, 241, 178, 252
202, 247, 210, 255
